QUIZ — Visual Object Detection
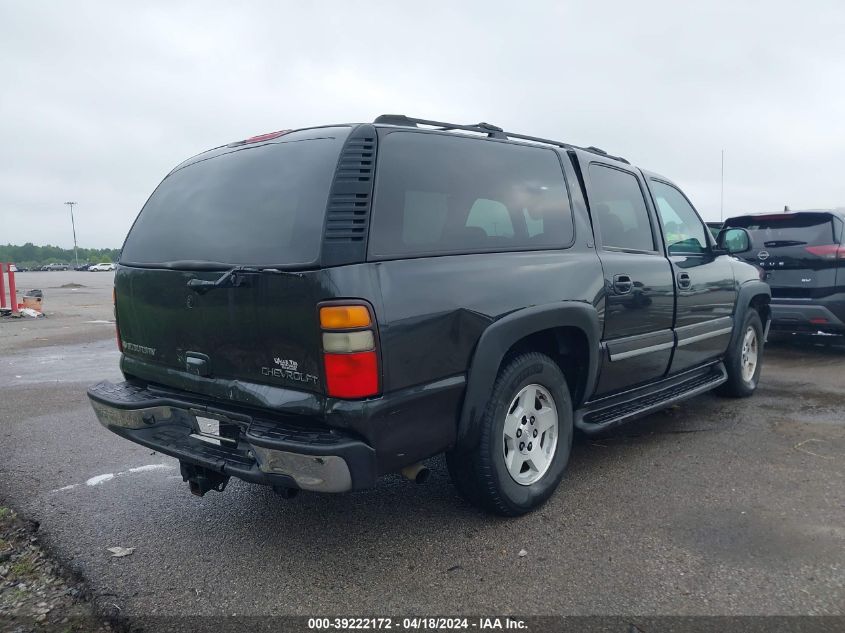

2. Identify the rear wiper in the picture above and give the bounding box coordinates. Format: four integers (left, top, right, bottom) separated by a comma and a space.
187, 266, 302, 294
764, 240, 806, 247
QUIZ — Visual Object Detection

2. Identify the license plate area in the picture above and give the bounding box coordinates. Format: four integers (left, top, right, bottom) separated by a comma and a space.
190, 412, 241, 446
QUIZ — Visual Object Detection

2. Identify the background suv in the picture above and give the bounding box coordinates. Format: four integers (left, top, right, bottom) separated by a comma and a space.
723, 211, 844, 335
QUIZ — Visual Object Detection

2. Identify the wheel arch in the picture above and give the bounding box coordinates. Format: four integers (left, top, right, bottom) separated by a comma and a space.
456, 302, 601, 451
730, 280, 771, 349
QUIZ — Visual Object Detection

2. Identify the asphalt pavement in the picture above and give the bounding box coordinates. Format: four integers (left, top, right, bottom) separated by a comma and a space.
0, 272, 843, 624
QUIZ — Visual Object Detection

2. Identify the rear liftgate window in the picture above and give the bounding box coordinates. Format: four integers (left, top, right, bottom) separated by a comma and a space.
727, 215, 838, 248
368, 132, 574, 258
121, 128, 351, 267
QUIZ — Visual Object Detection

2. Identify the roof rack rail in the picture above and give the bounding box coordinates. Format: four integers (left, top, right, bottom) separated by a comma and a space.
372, 114, 629, 164
373, 114, 508, 139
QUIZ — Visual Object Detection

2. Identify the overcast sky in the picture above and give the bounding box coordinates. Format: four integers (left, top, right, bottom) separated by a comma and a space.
2, 1, 844, 249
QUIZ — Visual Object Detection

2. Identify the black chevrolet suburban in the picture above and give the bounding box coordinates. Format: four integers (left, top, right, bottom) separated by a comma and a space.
88, 115, 771, 515
723, 211, 844, 335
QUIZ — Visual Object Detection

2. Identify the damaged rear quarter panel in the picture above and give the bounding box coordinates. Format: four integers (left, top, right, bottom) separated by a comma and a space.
372, 251, 603, 392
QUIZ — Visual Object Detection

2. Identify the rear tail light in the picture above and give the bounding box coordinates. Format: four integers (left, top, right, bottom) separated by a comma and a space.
323, 352, 379, 398
322, 331, 375, 353
319, 303, 379, 399
319, 305, 371, 329
804, 244, 845, 259
113, 288, 123, 352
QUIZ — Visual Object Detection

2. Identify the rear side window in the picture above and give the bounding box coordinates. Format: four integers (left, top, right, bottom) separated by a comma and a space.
588, 165, 655, 252
368, 132, 573, 258
725, 214, 838, 247
121, 128, 350, 267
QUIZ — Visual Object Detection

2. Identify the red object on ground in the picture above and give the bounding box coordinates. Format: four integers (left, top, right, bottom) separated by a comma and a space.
7, 263, 17, 313
0, 263, 6, 309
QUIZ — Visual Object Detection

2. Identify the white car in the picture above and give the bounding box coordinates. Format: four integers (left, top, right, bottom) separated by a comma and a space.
89, 262, 116, 271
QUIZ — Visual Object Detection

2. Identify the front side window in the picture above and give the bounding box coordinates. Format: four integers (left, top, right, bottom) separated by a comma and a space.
650, 180, 708, 254
369, 132, 574, 258
588, 165, 656, 252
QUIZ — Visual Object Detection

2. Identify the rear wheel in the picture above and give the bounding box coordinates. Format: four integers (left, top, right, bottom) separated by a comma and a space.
446, 352, 573, 516
716, 309, 763, 397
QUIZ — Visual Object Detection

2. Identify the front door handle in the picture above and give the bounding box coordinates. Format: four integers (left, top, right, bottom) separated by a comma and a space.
677, 272, 692, 289
613, 274, 633, 295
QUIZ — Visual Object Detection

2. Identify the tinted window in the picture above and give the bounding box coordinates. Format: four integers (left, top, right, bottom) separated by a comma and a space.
725, 214, 837, 247
466, 199, 515, 237
650, 180, 708, 254
588, 165, 655, 251
369, 132, 573, 257
121, 128, 350, 267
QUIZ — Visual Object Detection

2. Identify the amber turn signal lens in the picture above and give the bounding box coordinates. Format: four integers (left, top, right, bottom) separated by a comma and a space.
319, 305, 371, 329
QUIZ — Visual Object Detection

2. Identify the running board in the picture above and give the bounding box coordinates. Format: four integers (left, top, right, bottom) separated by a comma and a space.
575, 363, 727, 434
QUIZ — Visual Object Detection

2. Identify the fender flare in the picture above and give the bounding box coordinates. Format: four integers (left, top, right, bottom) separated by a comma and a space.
455, 302, 602, 450
730, 280, 771, 348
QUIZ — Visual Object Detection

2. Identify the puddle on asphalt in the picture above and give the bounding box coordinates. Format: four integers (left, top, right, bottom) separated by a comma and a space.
1, 339, 121, 384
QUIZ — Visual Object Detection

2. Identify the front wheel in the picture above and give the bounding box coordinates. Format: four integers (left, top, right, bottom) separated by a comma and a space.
716, 309, 763, 397
446, 352, 573, 516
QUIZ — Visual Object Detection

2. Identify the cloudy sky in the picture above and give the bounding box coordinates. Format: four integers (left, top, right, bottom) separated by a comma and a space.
2, 1, 844, 249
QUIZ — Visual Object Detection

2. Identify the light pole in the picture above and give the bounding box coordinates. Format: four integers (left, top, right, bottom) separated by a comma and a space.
65, 201, 79, 268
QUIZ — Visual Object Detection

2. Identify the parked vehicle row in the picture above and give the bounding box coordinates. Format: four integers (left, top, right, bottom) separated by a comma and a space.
20, 262, 118, 271
87, 115, 770, 516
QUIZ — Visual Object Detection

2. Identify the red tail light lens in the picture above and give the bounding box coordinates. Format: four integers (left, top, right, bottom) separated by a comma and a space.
804, 245, 845, 259
324, 352, 378, 398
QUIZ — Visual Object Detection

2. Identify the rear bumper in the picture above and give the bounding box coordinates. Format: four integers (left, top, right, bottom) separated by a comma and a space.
88, 381, 377, 492
770, 293, 845, 333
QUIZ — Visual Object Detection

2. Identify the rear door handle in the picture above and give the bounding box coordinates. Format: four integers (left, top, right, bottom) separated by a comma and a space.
677, 272, 692, 289
613, 274, 633, 294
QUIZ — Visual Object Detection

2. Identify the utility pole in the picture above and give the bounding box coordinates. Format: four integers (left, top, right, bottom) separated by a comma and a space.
65, 201, 79, 268
720, 149, 724, 222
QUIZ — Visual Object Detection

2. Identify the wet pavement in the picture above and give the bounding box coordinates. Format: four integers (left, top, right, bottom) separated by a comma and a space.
0, 276, 843, 621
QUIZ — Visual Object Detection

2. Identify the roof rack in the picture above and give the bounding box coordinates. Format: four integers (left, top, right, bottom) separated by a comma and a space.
373, 114, 629, 164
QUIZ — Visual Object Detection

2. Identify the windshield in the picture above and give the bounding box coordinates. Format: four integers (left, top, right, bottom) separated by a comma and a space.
121, 127, 350, 268
725, 214, 836, 247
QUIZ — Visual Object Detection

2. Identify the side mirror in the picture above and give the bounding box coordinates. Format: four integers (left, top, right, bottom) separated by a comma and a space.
715, 227, 751, 255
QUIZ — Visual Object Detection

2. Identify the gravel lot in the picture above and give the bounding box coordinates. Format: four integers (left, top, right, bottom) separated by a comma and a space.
0, 272, 843, 629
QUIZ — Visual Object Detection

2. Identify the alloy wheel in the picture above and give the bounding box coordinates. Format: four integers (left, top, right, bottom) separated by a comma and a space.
502, 384, 558, 485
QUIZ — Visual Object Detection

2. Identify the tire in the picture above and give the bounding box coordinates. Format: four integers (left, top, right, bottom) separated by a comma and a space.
716, 309, 763, 398
446, 352, 573, 516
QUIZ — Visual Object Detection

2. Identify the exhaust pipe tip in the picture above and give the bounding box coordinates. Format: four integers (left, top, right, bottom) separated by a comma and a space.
400, 462, 430, 485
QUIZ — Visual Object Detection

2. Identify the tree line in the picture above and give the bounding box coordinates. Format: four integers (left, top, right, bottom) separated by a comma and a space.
0, 243, 120, 269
